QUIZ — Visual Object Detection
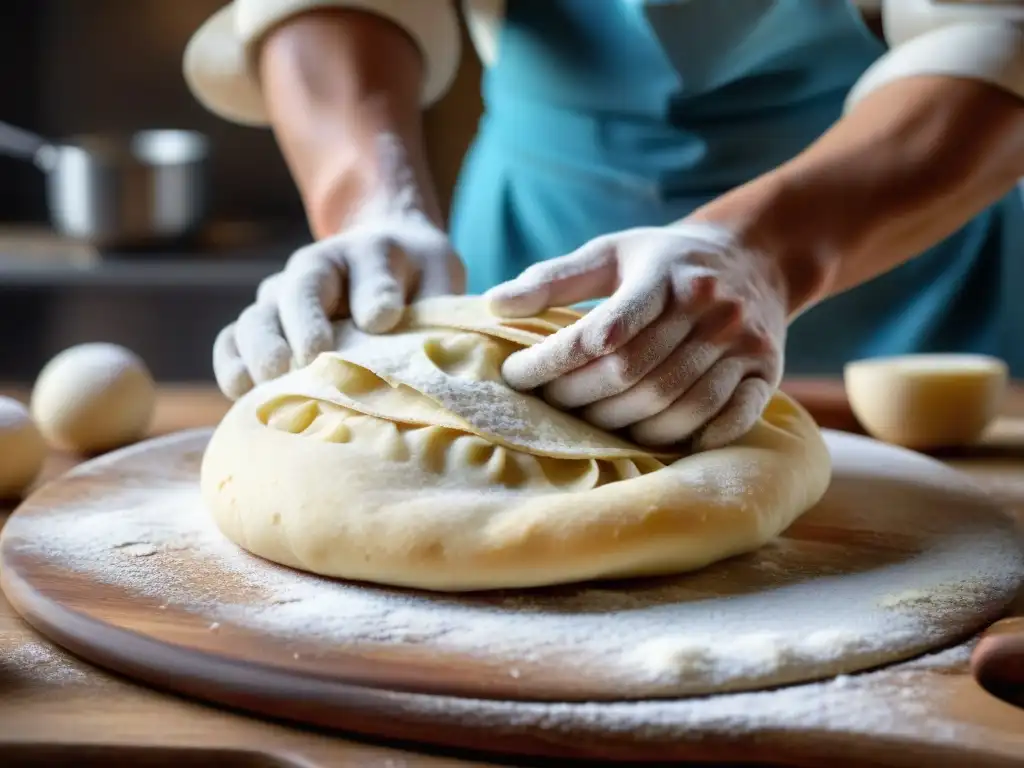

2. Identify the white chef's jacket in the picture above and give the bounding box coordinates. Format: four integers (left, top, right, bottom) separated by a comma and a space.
184, 0, 1024, 127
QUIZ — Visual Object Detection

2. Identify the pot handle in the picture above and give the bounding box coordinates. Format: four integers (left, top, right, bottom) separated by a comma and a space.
0, 121, 57, 169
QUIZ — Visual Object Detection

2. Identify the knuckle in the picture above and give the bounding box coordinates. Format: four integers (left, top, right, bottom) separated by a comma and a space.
280, 263, 338, 307
517, 261, 554, 285
642, 378, 679, 411
286, 244, 332, 273
591, 231, 621, 248
236, 303, 263, 328
581, 312, 628, 355
719, 297, 744, 325
700, 299, 744, 343
652, 366, 684, 399
603, 353, 641, 390
744, 379, 772, 406
214, 322, 236, 347
255, 274, 281, 304
295, 330, 333, 365
736, 329, 771, 357
681, 273, 718, 305
562, 331, 589, 361
384, 239, 415, 270
761, 357, 783, 386
707, 369, 739, 406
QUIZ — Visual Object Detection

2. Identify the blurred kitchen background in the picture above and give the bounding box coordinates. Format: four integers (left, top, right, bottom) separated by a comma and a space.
0, 0, 483, 383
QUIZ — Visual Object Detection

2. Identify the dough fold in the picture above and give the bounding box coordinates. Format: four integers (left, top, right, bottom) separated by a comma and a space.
201, 297, 831, 591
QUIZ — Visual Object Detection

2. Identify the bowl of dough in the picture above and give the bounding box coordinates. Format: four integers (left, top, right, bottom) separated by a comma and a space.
201, 297, 832, 592
844, 353, 1008, 450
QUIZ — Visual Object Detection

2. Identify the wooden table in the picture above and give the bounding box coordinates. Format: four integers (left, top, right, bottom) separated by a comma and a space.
1, 382, 1023, 767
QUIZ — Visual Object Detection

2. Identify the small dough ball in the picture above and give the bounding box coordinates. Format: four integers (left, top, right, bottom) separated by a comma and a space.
845, 354, 1008, 450
31, 343, 156, 454
0, 397, 47, 498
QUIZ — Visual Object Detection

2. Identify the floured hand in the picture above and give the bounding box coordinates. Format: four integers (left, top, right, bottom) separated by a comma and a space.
486, 223, 788, 450
213, 208, 465, 400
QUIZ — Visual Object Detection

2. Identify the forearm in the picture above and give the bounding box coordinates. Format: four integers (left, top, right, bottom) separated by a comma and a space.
690, 75, 1024, 315
259, 9, 443, 238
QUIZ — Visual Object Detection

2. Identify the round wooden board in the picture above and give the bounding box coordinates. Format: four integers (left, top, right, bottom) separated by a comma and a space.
2, 428, 1023, 764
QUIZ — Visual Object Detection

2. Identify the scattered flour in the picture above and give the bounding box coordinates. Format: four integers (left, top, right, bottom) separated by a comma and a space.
0, 638, 88, 684
1, 430, 1021, 742
11, 462, 1016, 698
366, 655, 972, 745
114, 541, 159, 558
878, 583, 1000, 622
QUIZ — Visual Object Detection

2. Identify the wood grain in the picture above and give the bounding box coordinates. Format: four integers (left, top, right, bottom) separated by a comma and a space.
0, 382, 1023, 767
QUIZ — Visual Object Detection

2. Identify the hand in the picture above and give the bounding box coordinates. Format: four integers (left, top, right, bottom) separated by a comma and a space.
486, 223, 789, 450
213, 208, 465, 399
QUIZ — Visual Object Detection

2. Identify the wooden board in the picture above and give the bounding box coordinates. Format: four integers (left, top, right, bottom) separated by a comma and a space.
2, 425, 1023, 764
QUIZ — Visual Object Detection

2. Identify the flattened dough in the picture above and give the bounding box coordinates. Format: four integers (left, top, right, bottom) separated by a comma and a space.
201, 297, 832, 591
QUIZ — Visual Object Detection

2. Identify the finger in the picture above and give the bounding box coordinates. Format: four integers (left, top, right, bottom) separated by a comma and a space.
346, 240, 411, 333
579, 291, 750, 429
212, 323, 254, 400
694, 377, 774, 450
536, 269, 741, 410
233, 301, 293, 384
486, 239, 618, 317
255, 272, 282, 305
581, 338, 726, 430
629, 356, 757, 447
543, 304, 691, 409
502, 272, 667, 392
277, 248, 343, 366
415, 252, 466, 299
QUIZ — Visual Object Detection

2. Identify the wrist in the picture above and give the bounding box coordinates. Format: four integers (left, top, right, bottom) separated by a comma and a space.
688, 76, 1024, 316
685, 173, 841, 317
308, 131, 443, 239
258, 12, 444, 240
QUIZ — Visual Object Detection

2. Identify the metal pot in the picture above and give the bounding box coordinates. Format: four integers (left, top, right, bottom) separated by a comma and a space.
0, 121, 210, 249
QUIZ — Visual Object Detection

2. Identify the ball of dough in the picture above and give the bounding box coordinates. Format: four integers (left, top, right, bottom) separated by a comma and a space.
845, 354, 1008, 450
202, 297, 832, 592
0, 397, 47, 498
31, 343, 156, 454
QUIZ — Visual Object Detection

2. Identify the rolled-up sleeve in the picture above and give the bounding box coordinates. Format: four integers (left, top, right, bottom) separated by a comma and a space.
846, 0, 1024, 112
184, 0, 461, 126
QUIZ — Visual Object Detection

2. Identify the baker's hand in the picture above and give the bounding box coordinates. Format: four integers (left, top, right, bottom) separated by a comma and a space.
486, 223, 789, 450
213, 209, 465, 400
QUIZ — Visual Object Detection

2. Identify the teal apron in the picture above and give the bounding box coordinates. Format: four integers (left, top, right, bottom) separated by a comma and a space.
449, 0, 1024, 375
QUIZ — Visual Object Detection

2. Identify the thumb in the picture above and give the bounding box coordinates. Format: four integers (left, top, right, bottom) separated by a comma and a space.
346, 240, 411, 333
485, 238, 617, 317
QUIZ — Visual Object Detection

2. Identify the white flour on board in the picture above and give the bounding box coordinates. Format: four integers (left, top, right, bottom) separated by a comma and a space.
4, 431, 1023, 707
363, 642, 980, 748
0, 637, 87, 685
383, 643, 978, 743
0, 627, 980, 743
